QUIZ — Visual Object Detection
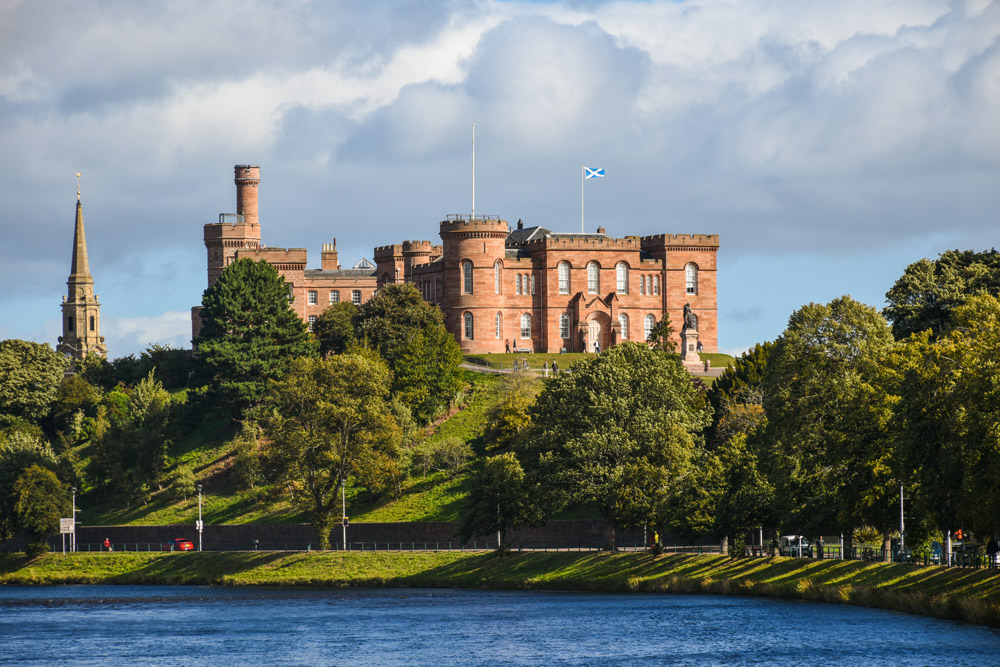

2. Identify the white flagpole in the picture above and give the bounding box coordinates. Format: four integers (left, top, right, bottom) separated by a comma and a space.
472, 123, 476, 220
581, 164, 585, 233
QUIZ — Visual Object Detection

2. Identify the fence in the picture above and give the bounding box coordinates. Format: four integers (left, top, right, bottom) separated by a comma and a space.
745, 544, 999, 569
11, 540, 663, 554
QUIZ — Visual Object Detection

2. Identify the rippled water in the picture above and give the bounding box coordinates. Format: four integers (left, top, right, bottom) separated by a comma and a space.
1, 586, 998, 666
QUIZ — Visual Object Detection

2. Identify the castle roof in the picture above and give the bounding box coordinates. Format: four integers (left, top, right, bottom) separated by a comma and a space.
304, 267, 376, 279
506, 225, 612, 248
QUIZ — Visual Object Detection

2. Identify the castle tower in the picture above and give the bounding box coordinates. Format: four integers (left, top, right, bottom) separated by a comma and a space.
203, 165, 262, 287
439, 215, 509, 353
57, 181, 106, 360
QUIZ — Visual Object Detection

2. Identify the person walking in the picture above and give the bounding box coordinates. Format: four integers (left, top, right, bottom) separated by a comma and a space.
505, 339, 510, 354
552, 360, 559, 375
543, 361, 549, 377
987, 537, 999, 567
103, 537, 111, 552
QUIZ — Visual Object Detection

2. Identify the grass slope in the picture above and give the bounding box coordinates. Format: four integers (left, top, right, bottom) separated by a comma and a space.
3, 552, 999, 627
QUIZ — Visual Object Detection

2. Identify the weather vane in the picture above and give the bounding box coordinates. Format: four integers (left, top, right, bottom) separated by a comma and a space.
76, 172, 81, 201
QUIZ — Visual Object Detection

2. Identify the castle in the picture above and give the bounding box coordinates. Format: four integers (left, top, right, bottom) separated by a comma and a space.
193, 165, 718, 355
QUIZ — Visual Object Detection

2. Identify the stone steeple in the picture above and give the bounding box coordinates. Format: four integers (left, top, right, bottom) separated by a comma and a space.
57, 180, 106, 361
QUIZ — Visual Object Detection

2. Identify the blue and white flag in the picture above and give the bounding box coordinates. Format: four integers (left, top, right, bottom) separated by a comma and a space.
584, 167, 605, 179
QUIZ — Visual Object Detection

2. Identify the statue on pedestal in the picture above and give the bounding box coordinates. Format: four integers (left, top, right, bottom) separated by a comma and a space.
683, 303, 697, 332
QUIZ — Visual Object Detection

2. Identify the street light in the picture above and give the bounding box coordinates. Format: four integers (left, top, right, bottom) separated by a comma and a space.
341, 478, 348, 550
197, 484, 203, 552
70, 486, 77, 553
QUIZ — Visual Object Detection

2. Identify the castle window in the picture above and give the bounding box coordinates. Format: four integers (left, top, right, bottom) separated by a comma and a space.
640, 276, 646, 296
308, 290, 318, 305
495, 261, 502, 294
382, 272, 391, 287
308, 315, 317, 332
686, 263, 698, 295
653, 275, 660, 296
286, 283, 294, 301
330, 290, 339, 304
463, 260, 473, 294
68, 316, 74, 331
558, 261, 570, 294
352, 290, 361, 305
644, 314, 655, 341
530, 274, 536, 296
587, 262, 600, 294
89, 316, 95, 331
464, 312, 474, 340
616, 263, 629, 294
560, 314, 570, 339
520, 313, 531, 339
618, 313, 629, 341
516, 274, 523, 295
495, 312, 502, 339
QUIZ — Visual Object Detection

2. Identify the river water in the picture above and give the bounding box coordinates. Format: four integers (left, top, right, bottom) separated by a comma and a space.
1, 586, 998, 665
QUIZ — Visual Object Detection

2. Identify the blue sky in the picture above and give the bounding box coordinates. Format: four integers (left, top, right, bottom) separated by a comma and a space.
1, 0, 998, 358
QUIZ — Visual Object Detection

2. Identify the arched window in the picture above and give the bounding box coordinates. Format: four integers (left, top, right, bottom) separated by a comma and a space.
560, 313, 570, 339
640, 276, 646, 296
330, 290, 340, 304
644, 314, 655, 341
464, 312, 474, 340
382, 272, 391, 287
558, 261, 571, 294
618, 313, 629, 341
520, 314, 531, 339
616, 262, 629, 294
495, 312, 502, 339
587, 261, 600, 294
494, 261, 502, 294
516, 274, 523, 295
89, 316, 95, 331
530, 274, 536, 295
653, 275, 660, 295
686, 263, 698, 295
462, 260, 474, 294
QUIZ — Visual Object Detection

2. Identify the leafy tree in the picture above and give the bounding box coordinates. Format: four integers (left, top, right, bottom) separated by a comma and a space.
14, 465, 66, 557
460, 452, 536, 550
0, 340, 69, 422
313, 301, 358, 357
0, 431, 59, 541
884, 249, 1000, 340
761, 296, 898, 549
164, 467, 197, 502
482, 369, 536, 450
88, 373, 173, 505
645, 317, 677, 353
356, 283, 463, 422
195, 258, 318, 415
412, 437, 473, 479
260, 352, 401, 549
46, 375, 102, 442
706, 342, 772, 446
518, 342, 711, 548
713, 432, 774, 553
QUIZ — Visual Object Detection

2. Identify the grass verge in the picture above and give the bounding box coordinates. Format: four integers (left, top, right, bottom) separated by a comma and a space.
3, 552, 999, 628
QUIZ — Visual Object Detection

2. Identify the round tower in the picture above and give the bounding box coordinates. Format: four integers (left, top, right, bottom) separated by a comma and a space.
439, 216, 509, 353
235, 165, 260, 226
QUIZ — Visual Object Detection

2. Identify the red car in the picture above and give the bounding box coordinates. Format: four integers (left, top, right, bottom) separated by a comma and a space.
162, 538, 195, 551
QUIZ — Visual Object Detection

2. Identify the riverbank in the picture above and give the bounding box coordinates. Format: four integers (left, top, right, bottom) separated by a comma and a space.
3, 551, 999, 627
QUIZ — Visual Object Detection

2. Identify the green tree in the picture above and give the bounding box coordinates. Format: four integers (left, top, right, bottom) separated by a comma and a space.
482, 369, 536, 450
14, 465, 66, 557
518, 342, 711, 548
260, 352, 401, 549
645, 317, 677, 353
313, 301, 358, 357
356, 283, 463, 422
762, 296, 898, 549
884, 249, 1000, 340
0, 340, 69, 422
195, 258, 318, 414
706, 342, 772, 446
0, 431, 59, 541
460, 452, 536, 550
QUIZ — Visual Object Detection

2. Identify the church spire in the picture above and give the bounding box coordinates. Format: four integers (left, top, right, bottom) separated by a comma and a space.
69, 196, 92, 286
58, 173, 106, 361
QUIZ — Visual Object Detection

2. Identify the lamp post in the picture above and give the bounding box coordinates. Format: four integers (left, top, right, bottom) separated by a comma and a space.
197, 484, 203, 552
70, 486, 77, 553
341, 478, 347, 550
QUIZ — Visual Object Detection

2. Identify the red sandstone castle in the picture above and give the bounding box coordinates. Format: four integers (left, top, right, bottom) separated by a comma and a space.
193, 165, 719, 355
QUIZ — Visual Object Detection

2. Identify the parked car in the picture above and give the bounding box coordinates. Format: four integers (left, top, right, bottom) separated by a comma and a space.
779, 535, 812, 558
162, 538, 195, 551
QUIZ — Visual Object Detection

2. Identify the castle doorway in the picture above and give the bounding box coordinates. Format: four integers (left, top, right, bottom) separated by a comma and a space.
586, 312, 611, 352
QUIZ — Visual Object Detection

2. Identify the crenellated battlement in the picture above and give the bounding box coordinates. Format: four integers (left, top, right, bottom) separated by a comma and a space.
240, 247, 308, 264
402, 240, 434, 253
640, 233, 719, 248
439, 215, 509, 237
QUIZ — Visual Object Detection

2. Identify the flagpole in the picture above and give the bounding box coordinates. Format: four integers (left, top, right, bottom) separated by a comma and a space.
581, 164, 584, 233
472, 123, 476, 220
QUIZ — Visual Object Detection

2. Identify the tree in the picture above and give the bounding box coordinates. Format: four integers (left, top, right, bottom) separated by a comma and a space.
482, 369, 536, 450
460, 452, 536, 550
313, 301, 358, 357
761, 296, 899, 550
14, 465, 66, 557
0, 340, 69, 422
356, 284, 463, 422
0, 431, 59, 541
195, 258, 318, 414
706, 342, 772, 446
260, 352, 401, 549
518, 342, 711, 548
645, 317, 677, 353
884, 249, 1000, 340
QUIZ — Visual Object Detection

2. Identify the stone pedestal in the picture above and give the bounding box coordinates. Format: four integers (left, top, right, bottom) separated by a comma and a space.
681, 328, 701, 369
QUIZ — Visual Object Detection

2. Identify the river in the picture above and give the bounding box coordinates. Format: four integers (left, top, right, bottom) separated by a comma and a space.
1, 586, 997, 665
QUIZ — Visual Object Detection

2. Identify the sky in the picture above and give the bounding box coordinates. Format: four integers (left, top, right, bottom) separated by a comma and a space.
1, 0, 998, 358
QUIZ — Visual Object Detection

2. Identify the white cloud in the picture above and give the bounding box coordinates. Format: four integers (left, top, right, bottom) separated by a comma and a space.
103, 311, 192, 356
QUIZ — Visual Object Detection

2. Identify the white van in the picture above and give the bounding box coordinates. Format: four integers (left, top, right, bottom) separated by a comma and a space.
779, 535, 812, 557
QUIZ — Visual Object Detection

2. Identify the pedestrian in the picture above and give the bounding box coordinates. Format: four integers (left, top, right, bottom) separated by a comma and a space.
505, 338, 510, 354
594, 340, 600, 354
696, 340, 704, 354
817, 536, 824, 559
552, 360, 559, 375
988, 537, 999, 567
103, 537, 111, 552
543, 361, 549, 377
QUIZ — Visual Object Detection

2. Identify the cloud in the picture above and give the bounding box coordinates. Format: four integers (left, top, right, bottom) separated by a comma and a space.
103, 311, 193, 356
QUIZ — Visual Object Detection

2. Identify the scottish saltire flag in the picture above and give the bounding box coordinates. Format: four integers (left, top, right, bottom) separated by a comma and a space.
584, 167, 605, 179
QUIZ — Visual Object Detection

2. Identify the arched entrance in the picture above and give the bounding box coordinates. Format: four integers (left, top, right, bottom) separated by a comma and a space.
585, 312, 611, 352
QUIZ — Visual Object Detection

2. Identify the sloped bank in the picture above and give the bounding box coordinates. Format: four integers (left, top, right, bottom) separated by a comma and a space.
2, 551, 999, 628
